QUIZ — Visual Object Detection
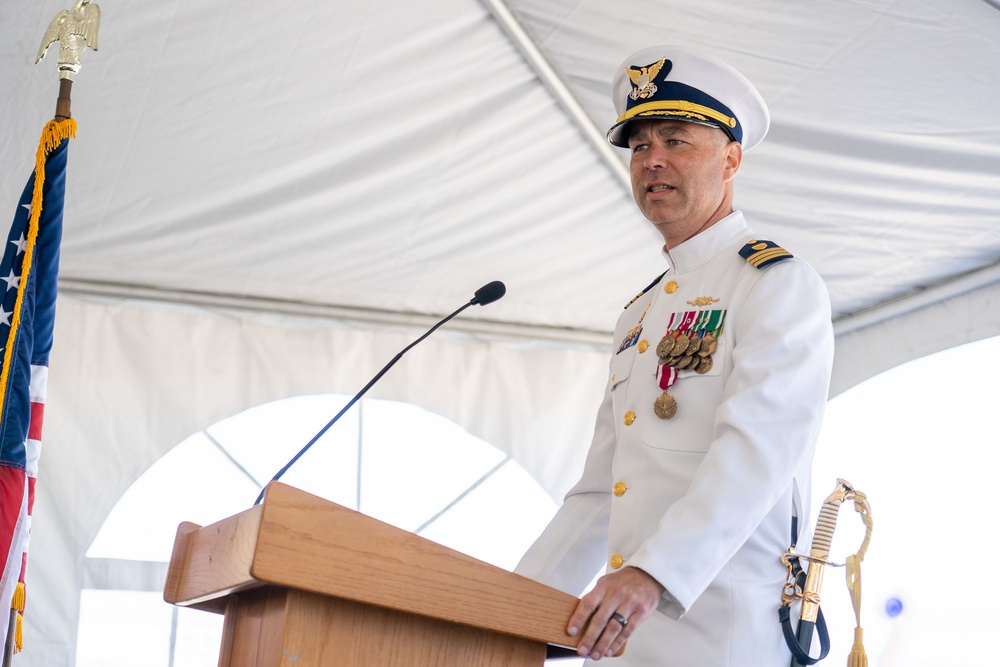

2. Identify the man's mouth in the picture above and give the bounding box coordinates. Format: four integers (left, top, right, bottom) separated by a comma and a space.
648, 184, 674, 193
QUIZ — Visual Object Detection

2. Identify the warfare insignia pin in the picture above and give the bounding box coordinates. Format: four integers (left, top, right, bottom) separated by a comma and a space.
627, 58, 670, 101
687, 296, 720, 307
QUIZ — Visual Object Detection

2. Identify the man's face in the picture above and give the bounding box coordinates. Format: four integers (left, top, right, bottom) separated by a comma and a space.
627, 119, 741, 240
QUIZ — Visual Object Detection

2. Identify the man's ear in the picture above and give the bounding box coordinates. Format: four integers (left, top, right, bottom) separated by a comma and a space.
723, 141, 743, 182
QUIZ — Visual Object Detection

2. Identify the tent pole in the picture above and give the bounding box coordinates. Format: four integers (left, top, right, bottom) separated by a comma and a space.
478, 0, 631, 191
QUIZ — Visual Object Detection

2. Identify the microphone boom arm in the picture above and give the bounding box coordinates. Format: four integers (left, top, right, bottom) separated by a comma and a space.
253, 284, 503, 506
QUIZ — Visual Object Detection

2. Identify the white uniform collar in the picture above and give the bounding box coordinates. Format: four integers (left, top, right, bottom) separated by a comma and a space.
661, 210, 751, 274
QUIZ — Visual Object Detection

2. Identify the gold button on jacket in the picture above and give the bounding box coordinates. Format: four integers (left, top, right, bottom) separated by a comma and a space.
610, 554, 624, 569
613, 482, 627, 497
623, 410, 636, 425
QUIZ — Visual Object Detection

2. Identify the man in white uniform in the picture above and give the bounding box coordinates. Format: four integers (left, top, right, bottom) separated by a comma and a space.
515, 46, 834, 665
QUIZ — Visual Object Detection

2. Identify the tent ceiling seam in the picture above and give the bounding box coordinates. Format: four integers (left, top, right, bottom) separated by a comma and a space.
833, 259, 1000, 336
57, 278, 614, 348
59, 258, 1000, 350
478, 0, 630, 191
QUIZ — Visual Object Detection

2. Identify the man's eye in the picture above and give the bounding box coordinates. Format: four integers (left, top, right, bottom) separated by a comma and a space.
631, 144, 648, 153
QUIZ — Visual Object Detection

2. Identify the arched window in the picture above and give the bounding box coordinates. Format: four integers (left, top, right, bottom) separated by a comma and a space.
78, 395, 558, 666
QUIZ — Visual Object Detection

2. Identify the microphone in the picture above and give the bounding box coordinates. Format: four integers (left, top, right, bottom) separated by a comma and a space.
254, 281, 506, 505
471, 280, 505, 306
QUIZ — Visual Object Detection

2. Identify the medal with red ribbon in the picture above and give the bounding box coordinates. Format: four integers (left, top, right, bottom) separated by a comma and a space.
654, 365, 679, 419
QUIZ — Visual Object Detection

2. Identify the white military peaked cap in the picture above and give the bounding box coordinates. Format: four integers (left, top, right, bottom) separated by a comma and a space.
607, 45, 770, 151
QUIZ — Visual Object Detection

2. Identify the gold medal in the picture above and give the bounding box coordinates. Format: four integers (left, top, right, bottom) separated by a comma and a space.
654, 391, 678, 419
695, 356, 713, 374
669, 333, 689, 356
698, 333, 718, 357
656, 334, 676, 358
674, 333, 694, 356
687, 334, 702, 355
676, 354, 695, 370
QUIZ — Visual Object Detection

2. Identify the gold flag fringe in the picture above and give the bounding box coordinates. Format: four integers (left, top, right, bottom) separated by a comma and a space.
1, 118, 76, 655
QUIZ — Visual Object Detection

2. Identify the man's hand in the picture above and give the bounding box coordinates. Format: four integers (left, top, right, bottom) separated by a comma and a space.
568, 566, 666, 660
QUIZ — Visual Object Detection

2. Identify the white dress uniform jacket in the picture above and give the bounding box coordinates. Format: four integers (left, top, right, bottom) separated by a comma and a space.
516, 211, 834, 666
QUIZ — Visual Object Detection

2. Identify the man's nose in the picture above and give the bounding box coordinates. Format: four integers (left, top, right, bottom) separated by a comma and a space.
641, 144, 666, 169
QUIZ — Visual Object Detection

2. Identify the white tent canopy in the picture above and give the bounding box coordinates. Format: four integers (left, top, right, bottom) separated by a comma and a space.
2, 0, 1000, 663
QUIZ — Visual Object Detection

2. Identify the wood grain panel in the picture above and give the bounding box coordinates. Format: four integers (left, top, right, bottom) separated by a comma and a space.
163, 506, 263, 612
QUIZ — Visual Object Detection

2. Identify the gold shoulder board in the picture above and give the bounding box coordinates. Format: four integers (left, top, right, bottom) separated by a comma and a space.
739, 239, 793, 269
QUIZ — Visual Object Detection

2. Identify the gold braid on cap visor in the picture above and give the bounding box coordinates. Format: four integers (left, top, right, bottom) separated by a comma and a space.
617, 100, 737, 129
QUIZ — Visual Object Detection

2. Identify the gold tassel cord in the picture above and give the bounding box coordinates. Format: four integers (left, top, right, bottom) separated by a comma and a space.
13, 614, 22, 656
846, 492, 873, 667
847, 627, 866, 667
10, 584, 23, 614
10, 582, 25, 654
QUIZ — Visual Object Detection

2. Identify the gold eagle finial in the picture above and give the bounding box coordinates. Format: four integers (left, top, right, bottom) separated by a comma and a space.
36, 0, 101, 81
626, 58, 666, 100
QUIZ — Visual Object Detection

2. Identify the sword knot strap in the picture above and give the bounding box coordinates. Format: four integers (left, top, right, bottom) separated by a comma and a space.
778, 603, 830, 665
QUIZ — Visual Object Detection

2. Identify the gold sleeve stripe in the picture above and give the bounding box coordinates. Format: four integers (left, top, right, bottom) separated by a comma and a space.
746, 248, 791, 264
745, 248, 792, 267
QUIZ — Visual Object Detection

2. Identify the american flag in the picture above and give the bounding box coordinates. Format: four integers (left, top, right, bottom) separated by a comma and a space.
0, 118, 73, 655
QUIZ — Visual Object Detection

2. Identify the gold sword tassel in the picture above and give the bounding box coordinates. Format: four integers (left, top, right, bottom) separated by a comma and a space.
846, 492, 873, 667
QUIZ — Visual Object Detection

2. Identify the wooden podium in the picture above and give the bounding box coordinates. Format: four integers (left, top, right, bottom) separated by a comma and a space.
164, 482, 581, 666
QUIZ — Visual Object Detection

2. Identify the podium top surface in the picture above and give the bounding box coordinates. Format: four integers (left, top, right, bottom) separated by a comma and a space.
164, 482, 580, 649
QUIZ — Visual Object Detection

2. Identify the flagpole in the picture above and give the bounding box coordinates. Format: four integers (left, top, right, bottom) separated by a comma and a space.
0, 79, 71, 663
0, 3, 99, 662
56, 79, 73, 120
2, 610, 14, 666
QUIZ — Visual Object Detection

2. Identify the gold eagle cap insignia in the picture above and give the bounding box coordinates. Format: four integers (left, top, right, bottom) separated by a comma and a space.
627, 58, 666, 100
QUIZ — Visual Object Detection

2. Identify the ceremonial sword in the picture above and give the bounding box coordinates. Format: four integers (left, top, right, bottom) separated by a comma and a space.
780, 479, 856, 666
